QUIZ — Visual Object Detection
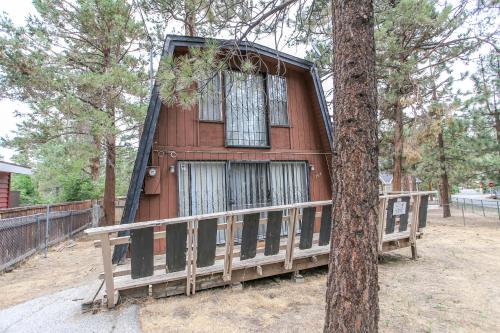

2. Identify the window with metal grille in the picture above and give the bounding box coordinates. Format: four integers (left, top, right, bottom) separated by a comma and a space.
267, 74, 289, 126
224, 71, 269, 147
198, 73, 222, 121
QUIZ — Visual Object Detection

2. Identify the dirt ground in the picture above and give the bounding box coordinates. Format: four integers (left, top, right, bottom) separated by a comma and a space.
0, 235, 100, 309
1, 208, 500, 332
139, 209, 500, 333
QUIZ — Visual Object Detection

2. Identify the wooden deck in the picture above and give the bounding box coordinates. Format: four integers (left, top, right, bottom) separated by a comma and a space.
86, 192, 433, 308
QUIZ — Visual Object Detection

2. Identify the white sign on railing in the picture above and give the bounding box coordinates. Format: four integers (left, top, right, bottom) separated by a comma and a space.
393, 201, 407, 216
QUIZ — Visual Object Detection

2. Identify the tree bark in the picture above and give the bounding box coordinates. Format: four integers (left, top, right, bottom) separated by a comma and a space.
103, 131, 116, 226
184, 0, 197, 36
90, 135, 101, 182
392, 101, 403, 192
438, 130, 451, 218
325, 0, 379, 332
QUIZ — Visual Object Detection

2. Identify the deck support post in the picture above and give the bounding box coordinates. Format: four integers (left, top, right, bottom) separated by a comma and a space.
99, 234, 116, 308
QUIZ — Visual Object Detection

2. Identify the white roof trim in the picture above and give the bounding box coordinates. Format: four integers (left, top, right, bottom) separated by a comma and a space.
0, 161, 32, 175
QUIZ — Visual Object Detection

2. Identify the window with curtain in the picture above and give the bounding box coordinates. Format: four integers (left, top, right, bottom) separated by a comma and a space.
178, 160, 309, 243
224, 71, 268, 147
198, 73, 222, 121
267, 74, 289, 126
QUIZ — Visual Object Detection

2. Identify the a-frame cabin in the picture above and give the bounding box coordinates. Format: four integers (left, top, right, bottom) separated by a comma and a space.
117, 35, 334, 257
85, 35, 432, 306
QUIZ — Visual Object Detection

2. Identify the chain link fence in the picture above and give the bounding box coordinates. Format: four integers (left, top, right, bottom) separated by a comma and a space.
0, 205, 101, 272
451, 197, 500, 224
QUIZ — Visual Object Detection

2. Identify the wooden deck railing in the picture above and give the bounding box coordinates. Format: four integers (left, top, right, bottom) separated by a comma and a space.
86, 192, 434, 308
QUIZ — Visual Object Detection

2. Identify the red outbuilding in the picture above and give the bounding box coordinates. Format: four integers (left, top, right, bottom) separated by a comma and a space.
0, 161, 32, 209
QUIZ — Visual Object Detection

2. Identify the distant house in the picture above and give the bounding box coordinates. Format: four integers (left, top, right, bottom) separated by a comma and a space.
379, 172, 422, 193
0, 161, 32, 209
379, 172, 394, 193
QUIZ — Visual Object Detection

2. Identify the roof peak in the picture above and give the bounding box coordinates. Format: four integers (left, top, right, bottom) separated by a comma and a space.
162, 34, 315, 70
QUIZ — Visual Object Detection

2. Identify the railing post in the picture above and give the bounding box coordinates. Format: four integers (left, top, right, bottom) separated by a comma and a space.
223, 215, 235, 282
471, 199, 474, 214
409, 195, 420, 260
285, 208, 298, 270
481, 200, 485, 217
99, 233, 116, 308
186, 219, 194, 296
377, 197, 387, 253
192, 219, 198, 295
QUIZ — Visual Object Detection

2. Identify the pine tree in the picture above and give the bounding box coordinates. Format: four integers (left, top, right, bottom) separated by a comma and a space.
0, 0, 148, 223
375, 0, 476, 191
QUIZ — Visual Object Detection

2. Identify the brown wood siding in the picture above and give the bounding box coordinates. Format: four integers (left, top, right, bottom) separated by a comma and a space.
0, 172, 10, 209
141, 61, 332, 253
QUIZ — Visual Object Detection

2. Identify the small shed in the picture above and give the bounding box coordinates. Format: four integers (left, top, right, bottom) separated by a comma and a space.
0, 161, 32, 209
379, 172, 422, 193
379, 172, 393, 193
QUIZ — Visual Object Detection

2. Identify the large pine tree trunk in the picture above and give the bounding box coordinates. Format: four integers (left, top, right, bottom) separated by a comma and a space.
438, 131, 451, 218
392, 102, 403, 192
103, 132, 116, 226
325, 0, 379, 332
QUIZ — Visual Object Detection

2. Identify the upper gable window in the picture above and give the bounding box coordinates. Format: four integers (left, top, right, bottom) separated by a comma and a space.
224, 71, 269, 147
198, 73, 222, 121
267, 74, 289, 126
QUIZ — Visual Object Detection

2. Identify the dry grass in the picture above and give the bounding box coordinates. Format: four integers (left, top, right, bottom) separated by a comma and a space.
0, 235, 100, 309
140, 209, 500, 333
1, 208, 499, 332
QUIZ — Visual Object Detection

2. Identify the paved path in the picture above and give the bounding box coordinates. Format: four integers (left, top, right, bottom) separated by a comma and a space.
0, 284, 141, 333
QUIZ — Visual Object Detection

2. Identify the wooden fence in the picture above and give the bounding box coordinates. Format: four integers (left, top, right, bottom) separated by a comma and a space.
0, 208, 95, 271
86, 192, 433, 308
0, 200, 94, 219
